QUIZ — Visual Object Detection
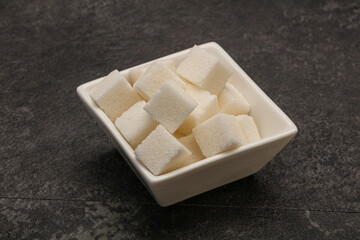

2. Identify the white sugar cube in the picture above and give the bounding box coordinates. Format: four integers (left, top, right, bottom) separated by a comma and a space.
144, 80, 197, 133
135, 125, 191, 175
90, 70, 142, 122
163, 59, 177, 72
115, 101, 158, 149
177, 84, 219, 135
128, 60, 177, 86
176, 45, 232, 95
178, 134, 204, 166
237, 115, 261, 143
134, 62, 185, 101
193, 113, 247, 158
219, 83, 250, 115
184, 82, 212, 101
128, 67, 146, 86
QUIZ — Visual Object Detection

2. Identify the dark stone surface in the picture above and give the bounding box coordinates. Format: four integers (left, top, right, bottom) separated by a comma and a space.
1, 198, 359, 240
0, 0, 359, 239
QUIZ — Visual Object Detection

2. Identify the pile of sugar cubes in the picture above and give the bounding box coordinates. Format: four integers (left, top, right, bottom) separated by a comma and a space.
90, 46, 261, 176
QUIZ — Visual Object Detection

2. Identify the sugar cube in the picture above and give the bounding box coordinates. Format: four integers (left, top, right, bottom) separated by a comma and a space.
134, 62, 185, 101
237, 115, 261, 143
135, 125, 191, 175
163, 59, 177, 73
176, 45, 232, 95
193, 113, 247, 158
128, 60, 177, 86
115, 101, 158, 149
177, 83, 219, 135
184, 82, 212, 101
178, 134, 204, 166
218, 83, 250, 115
90, 70, 142, 122
128, 67, 147, 86
144, 80, 197, 133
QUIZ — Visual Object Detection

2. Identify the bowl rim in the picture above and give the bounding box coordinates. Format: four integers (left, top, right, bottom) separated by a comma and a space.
76, 42, 298, 184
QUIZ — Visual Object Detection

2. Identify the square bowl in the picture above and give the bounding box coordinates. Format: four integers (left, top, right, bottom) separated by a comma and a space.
77, 42, 298, 206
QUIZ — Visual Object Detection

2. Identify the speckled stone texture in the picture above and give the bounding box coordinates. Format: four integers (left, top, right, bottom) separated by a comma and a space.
0, 0, 359, 239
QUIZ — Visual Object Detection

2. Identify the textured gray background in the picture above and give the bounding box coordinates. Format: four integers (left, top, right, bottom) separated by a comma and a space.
0, 0, 359, 239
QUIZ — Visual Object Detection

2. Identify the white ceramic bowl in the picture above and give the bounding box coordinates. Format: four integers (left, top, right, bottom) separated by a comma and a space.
77, 42, 298, 207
